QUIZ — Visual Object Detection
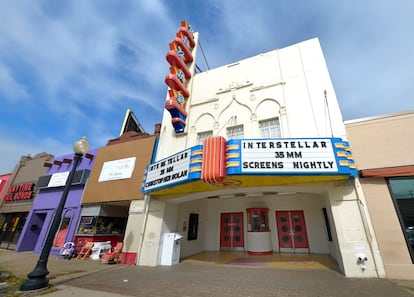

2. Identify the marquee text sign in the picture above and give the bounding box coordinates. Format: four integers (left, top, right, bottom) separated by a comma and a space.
241, 139, 338, 173
142, 137, 355, 193
144, 149, 191, 191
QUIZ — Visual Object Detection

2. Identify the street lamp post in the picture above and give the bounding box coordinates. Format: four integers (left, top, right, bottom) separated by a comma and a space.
20, 136, 90, 291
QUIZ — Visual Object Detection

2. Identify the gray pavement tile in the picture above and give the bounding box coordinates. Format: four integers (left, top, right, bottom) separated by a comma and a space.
1, 249, 414, 297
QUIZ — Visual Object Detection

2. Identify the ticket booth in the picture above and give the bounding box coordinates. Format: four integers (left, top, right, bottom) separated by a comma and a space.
246, 208, 272, 255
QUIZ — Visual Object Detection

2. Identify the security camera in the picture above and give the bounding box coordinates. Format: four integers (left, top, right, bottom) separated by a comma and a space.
356, 253, 367, 262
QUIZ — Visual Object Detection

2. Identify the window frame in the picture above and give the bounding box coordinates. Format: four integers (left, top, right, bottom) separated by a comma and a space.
196, 131, 213, 145
259, 117, 281, 138
386, 176, 414, 262
226, 125, 244, 140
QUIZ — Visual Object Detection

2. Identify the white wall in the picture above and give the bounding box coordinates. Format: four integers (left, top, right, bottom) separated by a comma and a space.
156, 38, 347, 160
176, 193, 330, 256
137, 200, 165, 266
123, 212, 144, 254
175, 199, 208, 258
328, 182, 382, 277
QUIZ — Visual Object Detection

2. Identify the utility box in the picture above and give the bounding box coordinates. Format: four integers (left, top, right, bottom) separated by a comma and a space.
160, 233, 183, 265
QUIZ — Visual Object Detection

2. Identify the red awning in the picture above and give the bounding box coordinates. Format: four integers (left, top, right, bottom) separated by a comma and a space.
360, 165, 414, 177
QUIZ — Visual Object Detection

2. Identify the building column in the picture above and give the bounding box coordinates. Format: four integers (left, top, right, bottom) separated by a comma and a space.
137, 199, 165, 266
328, 180, 385, 278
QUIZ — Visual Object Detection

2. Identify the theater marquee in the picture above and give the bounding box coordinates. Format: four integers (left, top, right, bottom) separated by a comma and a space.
142, 137, 356, 194
240, 139, 338, 173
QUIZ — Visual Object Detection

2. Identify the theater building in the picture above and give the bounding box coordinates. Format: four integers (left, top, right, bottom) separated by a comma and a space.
0, 152, 53, 250
345, 110, 414, 279
136, 22, 385, 278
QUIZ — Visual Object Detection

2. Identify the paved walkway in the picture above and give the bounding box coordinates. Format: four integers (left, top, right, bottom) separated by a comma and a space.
1, 249, 414, 297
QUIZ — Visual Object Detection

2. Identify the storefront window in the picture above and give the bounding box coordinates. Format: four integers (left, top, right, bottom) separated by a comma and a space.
387, 177, 414, 260
0, 213, 27, 248
53, 217, 70, 247
76, 216, 126, 235
246, 208, 269, 232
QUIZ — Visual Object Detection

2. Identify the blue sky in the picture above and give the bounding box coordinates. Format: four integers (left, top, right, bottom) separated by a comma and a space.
1, 0, 413, 173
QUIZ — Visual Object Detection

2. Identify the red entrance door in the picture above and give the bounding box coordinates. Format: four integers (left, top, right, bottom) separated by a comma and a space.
220, 212, 244, 251
276, 210, 309, 252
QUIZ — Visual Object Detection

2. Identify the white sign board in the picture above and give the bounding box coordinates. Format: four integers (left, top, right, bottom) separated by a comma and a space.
48, 171, 70, 187
241, 139, 338, 173
144, 149, 191, 191
98, 157, 136, 182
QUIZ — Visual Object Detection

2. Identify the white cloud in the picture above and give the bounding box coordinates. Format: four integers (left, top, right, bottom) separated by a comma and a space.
0, 65, 28, 100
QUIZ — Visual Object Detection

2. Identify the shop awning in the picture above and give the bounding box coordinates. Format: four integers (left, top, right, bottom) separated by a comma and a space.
359, 165, 414, 178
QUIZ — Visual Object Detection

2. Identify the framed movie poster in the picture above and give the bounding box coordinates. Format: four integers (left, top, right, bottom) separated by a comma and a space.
187, 213, 199, 241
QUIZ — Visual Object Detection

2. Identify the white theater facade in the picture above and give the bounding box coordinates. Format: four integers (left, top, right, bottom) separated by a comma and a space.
133, 23, 385, 278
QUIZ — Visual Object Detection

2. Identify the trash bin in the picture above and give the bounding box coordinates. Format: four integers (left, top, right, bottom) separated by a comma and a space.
160, 233, 183, 265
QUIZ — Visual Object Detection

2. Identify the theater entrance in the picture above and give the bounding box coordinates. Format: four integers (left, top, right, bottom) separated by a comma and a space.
276, 210, 309, 253
220, 212, 244, 251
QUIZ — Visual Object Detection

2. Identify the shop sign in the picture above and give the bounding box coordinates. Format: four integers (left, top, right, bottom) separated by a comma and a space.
164, 20, 196, 133
80, 216, 93, 224
144, 149, 191, 191
98, 157, 136, 182
240, 139, 338, 173
3, 183, 34, 201
48, 171, 70, 187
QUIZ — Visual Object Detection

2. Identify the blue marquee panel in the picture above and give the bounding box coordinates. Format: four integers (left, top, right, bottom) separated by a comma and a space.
142, 137, 357, 193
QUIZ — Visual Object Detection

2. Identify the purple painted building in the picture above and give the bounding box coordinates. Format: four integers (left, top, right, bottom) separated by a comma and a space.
15, 148, 97, 254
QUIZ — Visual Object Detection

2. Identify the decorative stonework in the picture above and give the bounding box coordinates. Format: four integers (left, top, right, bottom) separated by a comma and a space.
216, 81, 253, 94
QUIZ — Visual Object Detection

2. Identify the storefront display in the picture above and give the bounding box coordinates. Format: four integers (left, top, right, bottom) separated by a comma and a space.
76, 216, 126, 236
74, 204, 127, 247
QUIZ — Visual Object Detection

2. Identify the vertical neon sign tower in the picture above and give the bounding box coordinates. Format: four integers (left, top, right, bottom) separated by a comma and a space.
164, 20, 197, 133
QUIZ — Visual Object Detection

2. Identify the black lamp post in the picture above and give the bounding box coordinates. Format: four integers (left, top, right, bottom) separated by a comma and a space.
20, 136, 90, 291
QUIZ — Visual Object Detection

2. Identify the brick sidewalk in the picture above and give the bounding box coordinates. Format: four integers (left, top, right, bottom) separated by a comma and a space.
0, 249, 115, 285
60, 262, 414, 297
1, 249, 413, 297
